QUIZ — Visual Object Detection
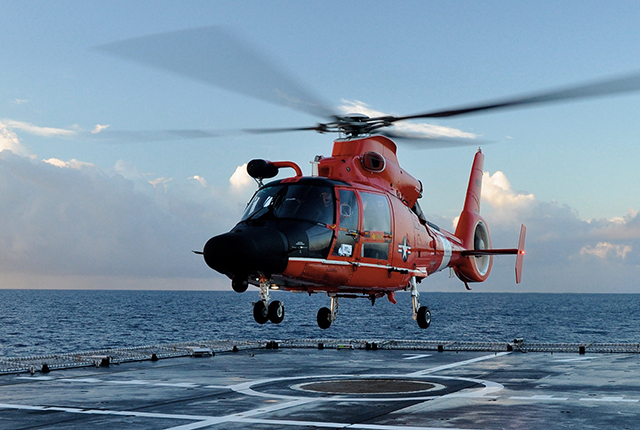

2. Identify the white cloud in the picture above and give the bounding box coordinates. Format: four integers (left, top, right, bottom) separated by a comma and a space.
587, 209, 640, 241
229, 163, 252, 189
580, 242, 632, 259
482, 171, 535, 209
43, 158, 96, 169
481, 171, 535, 225
1, 118, 111, 140
114, 159, 146, 181
92, 124, 110, 134
0, 121, 36, 158
430, 169, 640, 293
190, 175, 208, 187
0, 145, 256, 287
416, 163, 638, 293
338, 100, 477, 139
149, 177, 172, 188
1, 119, 76, 137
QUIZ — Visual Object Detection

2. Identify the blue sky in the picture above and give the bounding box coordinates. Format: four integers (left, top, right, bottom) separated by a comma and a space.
1, 1, 639, 292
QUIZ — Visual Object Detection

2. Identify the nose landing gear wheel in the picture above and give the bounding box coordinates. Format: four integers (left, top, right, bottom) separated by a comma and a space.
253, 301, 269, 324
417, 306, 431, 329
317, 306, 332, 329
268, 300, 285, 324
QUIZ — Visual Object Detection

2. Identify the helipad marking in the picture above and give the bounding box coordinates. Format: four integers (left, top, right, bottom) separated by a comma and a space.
234, 417, 481, 430
11, 353, 508, 402
0, 402, 211, 420
403, 354, 432, 360
232, 371, 504, 402
580, 396, 639, 403
16, 376, 54, 381
439, 376, 504, 399
553, 356, 596, 363
17, 376, 205, 389
407, 352, 511, 376
0, 399, 482, 430
107, 379, 152, 385
0, 402, 483, 430
154, 382, 200, 388
292, 379, 446, 395
59, 378, 102, 383
510, 395, 568, 401
1, 353, 509, 430
163, 418, 221, 430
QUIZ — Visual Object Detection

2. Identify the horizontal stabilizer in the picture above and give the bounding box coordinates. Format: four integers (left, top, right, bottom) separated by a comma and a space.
515, 224, 526, 284
461, 248, 519, 256
460, 224, 526, 283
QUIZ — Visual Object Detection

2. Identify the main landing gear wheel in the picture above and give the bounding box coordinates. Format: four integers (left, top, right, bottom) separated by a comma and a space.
317, 307, 332, 329
253, 301, 269, 324
268, 300, 285, 324
417, 306, 431, 329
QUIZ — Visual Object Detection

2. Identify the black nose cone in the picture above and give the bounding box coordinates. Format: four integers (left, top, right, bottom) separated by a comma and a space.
203, 228, 289, 276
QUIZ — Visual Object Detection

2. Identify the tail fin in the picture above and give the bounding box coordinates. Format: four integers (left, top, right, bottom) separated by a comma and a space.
462, 148, 484, 214
454, 148, 485, 249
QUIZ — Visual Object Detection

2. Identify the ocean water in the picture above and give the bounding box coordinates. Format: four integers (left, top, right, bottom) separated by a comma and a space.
1, 290, 639, 358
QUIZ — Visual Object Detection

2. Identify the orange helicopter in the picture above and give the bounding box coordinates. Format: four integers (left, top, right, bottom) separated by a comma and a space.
98, 27, 640, 329
202, 132, 525, 329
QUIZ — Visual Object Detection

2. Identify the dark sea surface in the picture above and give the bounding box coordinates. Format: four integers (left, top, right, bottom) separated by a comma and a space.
1, 290, 639, 358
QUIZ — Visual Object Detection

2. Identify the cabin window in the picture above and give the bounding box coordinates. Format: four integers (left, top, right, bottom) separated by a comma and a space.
360, 192, 391, 260
332, 189, 359, 257
361, 192, 391, 233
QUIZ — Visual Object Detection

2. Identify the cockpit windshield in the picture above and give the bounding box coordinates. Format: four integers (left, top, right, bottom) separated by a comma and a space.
241, 183, 335, 225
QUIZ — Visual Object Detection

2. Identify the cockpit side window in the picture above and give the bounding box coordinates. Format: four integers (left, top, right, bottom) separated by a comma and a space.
332, 189, 359, 258
275, 185, 334, 224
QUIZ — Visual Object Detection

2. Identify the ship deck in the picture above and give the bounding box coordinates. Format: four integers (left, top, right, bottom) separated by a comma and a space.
1, 339, 639, 429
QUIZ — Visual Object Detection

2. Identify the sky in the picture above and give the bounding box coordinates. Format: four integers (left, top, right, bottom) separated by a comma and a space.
1, 0, 639, 293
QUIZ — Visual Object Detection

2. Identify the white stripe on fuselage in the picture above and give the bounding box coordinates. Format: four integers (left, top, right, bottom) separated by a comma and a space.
435, 231, 452, 272
288, 257, 427, 277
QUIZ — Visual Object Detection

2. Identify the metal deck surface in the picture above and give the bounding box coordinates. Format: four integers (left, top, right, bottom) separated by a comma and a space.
1, 341, 639, 429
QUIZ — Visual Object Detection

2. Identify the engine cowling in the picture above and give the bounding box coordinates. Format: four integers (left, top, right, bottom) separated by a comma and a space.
454, 218, 493, 283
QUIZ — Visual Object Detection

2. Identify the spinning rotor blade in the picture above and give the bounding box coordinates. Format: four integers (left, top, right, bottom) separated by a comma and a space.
243, 125, 326, 134
96, 26, 335, 119
377, 129, 486, 148
95, 26, 640, 145
393, 70, 640, 121
86, 126, 319, 142
86, 128, 225, 142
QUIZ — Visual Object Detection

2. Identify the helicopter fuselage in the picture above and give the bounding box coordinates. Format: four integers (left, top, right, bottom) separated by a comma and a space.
201, 135, 524, 328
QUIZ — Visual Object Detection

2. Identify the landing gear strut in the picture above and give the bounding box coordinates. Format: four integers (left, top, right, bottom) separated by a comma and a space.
252, 276, 285, 325
317, 295, 338, 329
410, 276, 431, 329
